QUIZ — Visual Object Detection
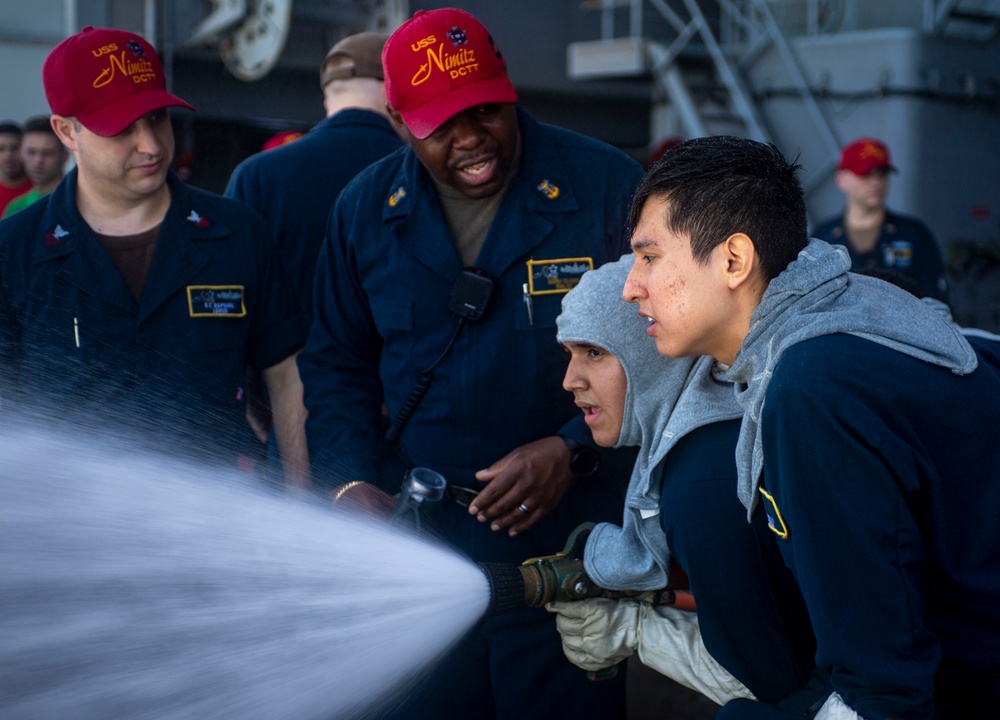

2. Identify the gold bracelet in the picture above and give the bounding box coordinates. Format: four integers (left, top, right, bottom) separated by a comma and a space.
333, 480, 364, 503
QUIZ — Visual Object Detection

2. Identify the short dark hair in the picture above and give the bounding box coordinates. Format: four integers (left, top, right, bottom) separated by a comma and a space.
22, 116, 55, 136
629, 135, 808, 282
0, 121, 22, 137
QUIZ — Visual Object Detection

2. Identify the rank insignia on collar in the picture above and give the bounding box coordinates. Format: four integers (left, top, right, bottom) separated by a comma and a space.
759, 487, 789, 539
536, 179, 559, 200
388, 186, 407, 208
186, 210, 210, 228
44, 224, 70, 245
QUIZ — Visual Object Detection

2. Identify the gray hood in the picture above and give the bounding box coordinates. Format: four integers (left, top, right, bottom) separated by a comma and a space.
556, 254, 694, 451
722, 239, 977, 516
556, 255, 742, 590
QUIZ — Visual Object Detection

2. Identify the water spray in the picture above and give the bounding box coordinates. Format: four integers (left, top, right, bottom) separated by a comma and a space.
0, 428, 489, 720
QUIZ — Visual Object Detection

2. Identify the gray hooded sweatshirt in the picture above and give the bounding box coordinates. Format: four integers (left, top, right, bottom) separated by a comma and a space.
722, 239, 978, 516
556, 254, 742, 591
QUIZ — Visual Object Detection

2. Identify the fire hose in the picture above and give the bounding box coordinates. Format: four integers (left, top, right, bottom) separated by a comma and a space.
333, 474, 693, 620
478, 523, 694, 681
478, 523, 693, 615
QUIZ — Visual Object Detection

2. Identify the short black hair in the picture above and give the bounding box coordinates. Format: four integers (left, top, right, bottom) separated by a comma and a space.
22, 116, 54, 136
0, 121, 22, 137
629, 135, 808, 282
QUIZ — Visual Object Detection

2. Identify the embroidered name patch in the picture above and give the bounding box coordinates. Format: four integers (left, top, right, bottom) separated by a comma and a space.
526, 257, 593, 295
758, 487, 789, 539
883, 240, 913, 268
187, 286, 246, 317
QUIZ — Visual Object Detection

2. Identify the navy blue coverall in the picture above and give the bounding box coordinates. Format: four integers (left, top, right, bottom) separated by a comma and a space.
0, 170, 306, 465
298, 106, 644, 719
812, 210, 949, 303
225, 109, 404, 326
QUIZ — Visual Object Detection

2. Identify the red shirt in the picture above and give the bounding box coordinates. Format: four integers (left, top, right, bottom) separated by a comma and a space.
0, 178, 31, 217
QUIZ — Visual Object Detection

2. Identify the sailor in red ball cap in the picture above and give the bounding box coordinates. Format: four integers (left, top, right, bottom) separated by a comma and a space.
299, 7, 645, 720
0, 27, 309, 486
812, 137, 949, 302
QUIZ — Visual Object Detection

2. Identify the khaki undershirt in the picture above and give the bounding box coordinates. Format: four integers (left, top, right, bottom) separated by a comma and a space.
97, 225, 161, 302
433, 157, 520, 267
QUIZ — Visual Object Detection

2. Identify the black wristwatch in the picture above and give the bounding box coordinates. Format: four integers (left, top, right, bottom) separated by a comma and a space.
559, 435, 600, 478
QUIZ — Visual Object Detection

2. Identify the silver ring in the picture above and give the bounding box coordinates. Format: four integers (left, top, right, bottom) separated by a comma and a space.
518, 503, 532, 515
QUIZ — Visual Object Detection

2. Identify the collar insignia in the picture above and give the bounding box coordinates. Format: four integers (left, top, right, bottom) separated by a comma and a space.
388, 186, 407, 208
44, 224, 70, 245
186, 210, 210, 228
536, 179, 559, 200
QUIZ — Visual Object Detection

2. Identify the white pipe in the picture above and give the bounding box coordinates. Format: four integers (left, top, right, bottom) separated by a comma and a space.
64, 0, 76, 36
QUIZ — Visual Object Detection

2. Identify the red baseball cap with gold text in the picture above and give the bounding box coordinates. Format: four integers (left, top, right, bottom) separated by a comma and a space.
43, 26, 194, 137
382, 8, 518, 140
839, 138, 897, 176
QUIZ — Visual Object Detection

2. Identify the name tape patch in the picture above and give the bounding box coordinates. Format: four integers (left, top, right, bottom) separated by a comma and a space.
526, 257, 593, 295
187, 286, 246, 317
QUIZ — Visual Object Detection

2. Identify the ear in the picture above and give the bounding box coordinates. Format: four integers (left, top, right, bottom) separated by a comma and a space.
385, 105, 411, 138
834, 170, 850, 193
50, 115, 78, 152
720, 232, 759, 291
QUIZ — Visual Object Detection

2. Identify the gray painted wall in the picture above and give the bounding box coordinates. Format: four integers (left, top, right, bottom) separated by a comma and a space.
749, 28, 1000, 248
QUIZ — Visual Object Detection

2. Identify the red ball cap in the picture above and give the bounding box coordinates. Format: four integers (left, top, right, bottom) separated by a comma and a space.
838, 137, 897, 176
261, 130, 304, 152
382, 8, 518, 140
43, 26, 194, 137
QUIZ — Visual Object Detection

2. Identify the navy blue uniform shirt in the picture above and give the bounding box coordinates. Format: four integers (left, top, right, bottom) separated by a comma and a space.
225, 109, 404, 326
812, 210, 949, 303
0, 170, 306, 462
299, 106, 644, 490
298, 106, 643, 720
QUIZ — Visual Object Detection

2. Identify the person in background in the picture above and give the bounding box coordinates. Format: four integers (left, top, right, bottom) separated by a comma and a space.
812, 137, 949, 302
2, 115, 69, 217
0, 121, 30, 215
549, 254, 814, 707
225, 30, 404, 455
225, 31, 403, 327
0, 27, 309, 486
298, 7, 644, 719
623, 135, 1000, 719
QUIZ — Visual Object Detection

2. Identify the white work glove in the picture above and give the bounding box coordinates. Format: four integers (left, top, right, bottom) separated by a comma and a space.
635, 604, 755, 706
548, 599, 755, 706
814, 691, 862, 720
548, 598, 640, 671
